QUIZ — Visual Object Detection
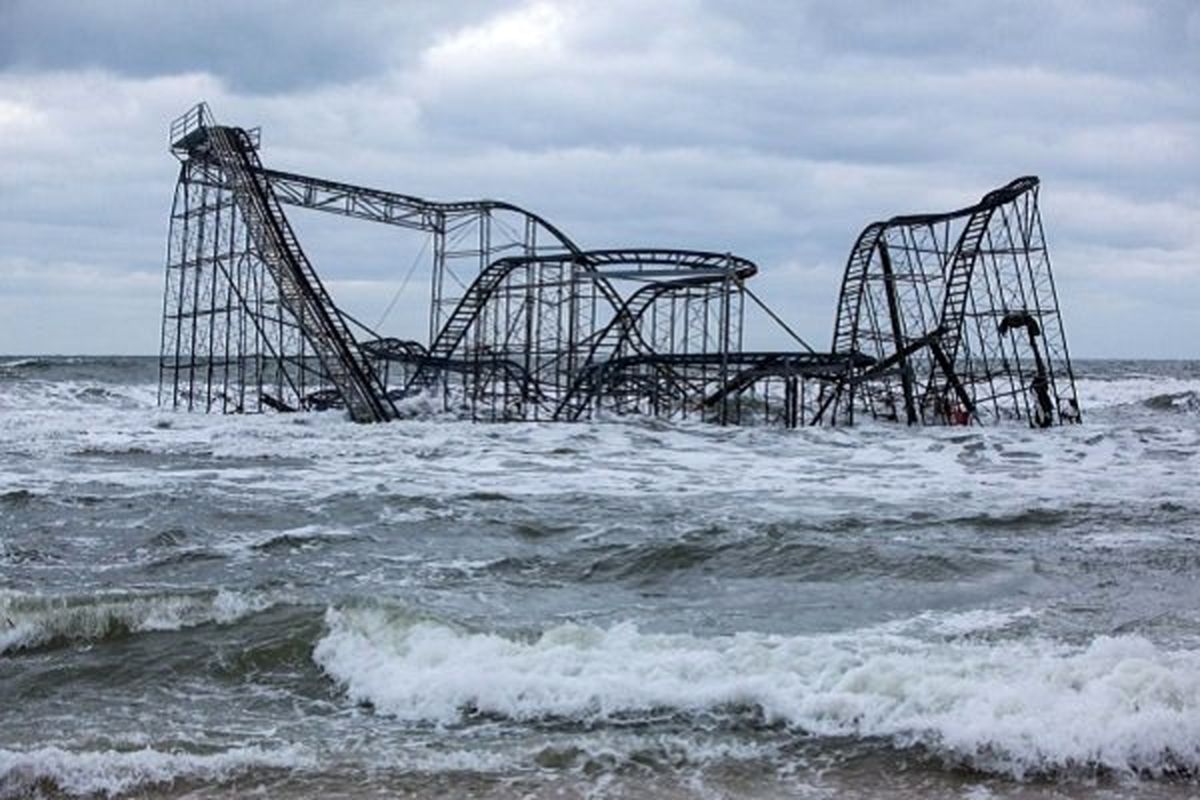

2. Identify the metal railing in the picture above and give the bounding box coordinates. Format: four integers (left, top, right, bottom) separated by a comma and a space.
169, 102, 259, 157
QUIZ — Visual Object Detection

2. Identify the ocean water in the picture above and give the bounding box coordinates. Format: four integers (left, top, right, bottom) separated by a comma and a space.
1, 356, 1198, 798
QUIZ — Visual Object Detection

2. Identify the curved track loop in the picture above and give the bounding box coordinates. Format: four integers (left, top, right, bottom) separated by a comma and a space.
410, 249, 757, 416
823, 176, 1077, 426
922, 178, 1040, 406
547, 249, 757, 420
553, 278, 708, 421
831, 177, 1039, 359
830, 222, 888, 359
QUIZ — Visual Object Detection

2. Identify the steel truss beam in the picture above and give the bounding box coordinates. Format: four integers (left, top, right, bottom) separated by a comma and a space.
159, 102, 1079, 429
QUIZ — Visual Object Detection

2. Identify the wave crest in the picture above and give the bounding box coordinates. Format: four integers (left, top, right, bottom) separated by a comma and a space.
1143, 390, 1200, 414
0, 745, 310, 798
0, 589, 272, 655
313, 606, 1200, 779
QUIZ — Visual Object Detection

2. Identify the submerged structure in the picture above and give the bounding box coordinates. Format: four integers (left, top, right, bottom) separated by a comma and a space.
822, 177, 1079, 427
160, 103, 1079, 427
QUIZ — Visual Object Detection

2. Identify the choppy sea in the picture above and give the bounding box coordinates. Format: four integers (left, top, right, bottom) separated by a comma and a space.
1, 356, 1198, 798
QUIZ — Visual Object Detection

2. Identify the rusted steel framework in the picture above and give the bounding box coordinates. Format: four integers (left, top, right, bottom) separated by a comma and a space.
159, 103, 1078, 428
817, 177, 1079, 427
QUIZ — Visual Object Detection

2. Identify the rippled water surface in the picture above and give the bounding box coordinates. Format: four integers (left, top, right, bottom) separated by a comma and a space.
1, 357, 1198, 798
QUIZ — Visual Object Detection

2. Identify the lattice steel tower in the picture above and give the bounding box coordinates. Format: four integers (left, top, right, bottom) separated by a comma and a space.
159, 103, 1079, 428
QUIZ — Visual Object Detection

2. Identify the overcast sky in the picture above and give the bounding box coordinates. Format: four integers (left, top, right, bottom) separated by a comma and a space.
1, 0, 1196, 357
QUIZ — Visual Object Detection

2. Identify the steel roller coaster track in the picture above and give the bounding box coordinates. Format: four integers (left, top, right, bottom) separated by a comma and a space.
160, 103, 1079, 428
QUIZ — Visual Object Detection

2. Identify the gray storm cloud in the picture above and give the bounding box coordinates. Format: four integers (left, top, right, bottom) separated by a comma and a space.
0, 0, 1197, 355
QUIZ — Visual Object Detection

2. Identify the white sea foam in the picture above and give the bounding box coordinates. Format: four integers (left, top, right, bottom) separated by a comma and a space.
0, 589, 272, 654
1075, 375, 1200, 411
204, 523, 362, 557
0, 379, 159, 412
0, 744, 311, 798
906, 607, 1038, 637
314, 606, 1200, 779
0, 358, 44, 370
2, 369, 1195, 519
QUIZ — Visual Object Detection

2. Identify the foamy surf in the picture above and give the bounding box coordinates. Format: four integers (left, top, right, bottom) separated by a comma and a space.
0, 589, 273, 654
314, 606, 1200, 779
0, 745, 311, 798
1074, 375, 1200, 413
3, 357, 1199, 797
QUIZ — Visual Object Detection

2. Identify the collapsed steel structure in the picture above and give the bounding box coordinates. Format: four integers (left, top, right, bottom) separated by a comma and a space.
160, 103, 1079, 427
821, 177, 1080, 426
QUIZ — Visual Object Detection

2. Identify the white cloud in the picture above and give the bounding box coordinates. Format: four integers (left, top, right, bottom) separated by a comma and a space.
423, 2, 568, 76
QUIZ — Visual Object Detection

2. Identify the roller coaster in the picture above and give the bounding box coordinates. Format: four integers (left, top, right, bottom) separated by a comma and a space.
159, 103, 1079, 427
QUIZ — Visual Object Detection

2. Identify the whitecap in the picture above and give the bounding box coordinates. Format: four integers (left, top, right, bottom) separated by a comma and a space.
313, 606, 1200, 779
0, 744, 312, 798
0, 589, 273, 654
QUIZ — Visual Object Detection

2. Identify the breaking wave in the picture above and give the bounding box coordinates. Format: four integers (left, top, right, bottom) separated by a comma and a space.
1074, 376, 1200, 413
0, 745, 310, 798
314, 606, 1200, 779
0, 379, 158, 412
0, 358, 51, 371
1143, 391, 1200, 414
0, 589, 273, 655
